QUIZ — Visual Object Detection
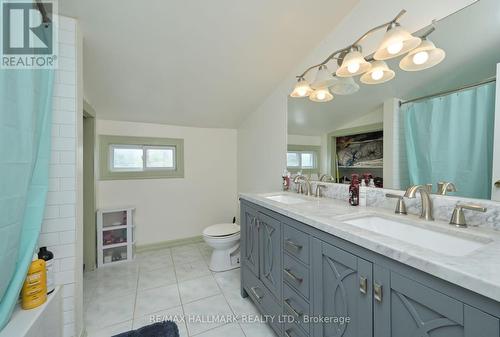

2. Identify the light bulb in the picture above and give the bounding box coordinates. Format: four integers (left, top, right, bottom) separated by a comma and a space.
297, 88, 307, 96
347, 62, 360, 74
387, 41, 403, 55
371, 69, 384, 81
316, 91, 326, 100
412, 51, 429, 65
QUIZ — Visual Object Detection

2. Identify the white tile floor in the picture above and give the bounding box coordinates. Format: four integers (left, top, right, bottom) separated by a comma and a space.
83, 242, 277, 337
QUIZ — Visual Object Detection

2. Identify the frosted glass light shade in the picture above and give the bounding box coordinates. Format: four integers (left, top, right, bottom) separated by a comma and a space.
312, 65, 336, 89
290, 77, 313, 97
309, 87, 333, 102
336, 50, 371, 77
360, 60, 395, 84
374, 25, 421, 60
330, 77, 360, 95
399, 39, 446, 71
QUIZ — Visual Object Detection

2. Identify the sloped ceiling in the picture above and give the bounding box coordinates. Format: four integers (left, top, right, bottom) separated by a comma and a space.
60, 0, 359, 128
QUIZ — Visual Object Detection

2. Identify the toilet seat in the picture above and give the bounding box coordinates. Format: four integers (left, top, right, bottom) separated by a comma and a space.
203, 223, 240, 238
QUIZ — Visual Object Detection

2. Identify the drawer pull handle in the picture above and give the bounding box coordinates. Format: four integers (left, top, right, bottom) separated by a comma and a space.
359, 276, 367, 295
374, 283, 383, 303
284, 299, 303, 318
250, 287, 263, 301
285, 239, 303, 251
284, 268, 303, 283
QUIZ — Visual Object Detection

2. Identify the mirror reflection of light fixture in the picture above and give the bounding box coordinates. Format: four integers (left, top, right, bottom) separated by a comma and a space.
360, 60, 395, 84
399, 39, 445, 71
312, 65, 336, 89
290, 77, 313, 97
330, 76, 360, 95
309, 87, 333, 102
373, 23, 421, 60
336, 46, 371, 77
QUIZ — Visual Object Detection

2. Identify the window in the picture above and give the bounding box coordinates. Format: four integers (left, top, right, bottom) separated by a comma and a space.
287, 145, 320, 173
100, 135, 184, 180
287, 151, 317, 169
109, 145, 176, 172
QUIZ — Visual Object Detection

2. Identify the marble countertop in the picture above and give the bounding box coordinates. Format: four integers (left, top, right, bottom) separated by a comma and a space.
239, 192, 500, 302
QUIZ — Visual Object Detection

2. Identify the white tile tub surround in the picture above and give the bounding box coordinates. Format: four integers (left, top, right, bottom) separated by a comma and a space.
303, 182, 500, 230
37, 16, 79, 337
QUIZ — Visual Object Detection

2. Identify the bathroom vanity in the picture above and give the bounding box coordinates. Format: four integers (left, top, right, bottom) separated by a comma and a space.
240, 193, 500, 337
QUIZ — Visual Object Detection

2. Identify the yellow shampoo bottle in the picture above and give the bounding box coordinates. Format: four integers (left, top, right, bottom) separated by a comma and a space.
21, 254, 47, 310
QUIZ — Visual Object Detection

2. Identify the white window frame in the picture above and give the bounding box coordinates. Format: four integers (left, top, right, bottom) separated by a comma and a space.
286, 150, 318, 170
144, 145, 176, 171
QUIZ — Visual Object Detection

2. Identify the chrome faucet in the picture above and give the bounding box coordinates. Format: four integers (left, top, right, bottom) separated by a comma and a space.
293, 175, 312, 196
449, 203, 487, 228
319, 174, 335, 182
404, 185, 434, 221
437, 182, 457, 195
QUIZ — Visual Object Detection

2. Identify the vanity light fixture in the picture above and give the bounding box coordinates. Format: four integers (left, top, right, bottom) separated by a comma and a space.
309, 87, 333, 102
290, 10, 446, 102
360, 60, 395, 84
330, 77, 360, 95
373, 23, 421, 60
336, 46, 372, 77
400, 36, 445, 71
290, 77, 313, 97
311, 65, 336, 89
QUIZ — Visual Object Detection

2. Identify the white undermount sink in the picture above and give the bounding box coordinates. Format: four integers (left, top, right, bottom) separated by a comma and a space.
265, 194, 307, 205
343, 216, 489, 257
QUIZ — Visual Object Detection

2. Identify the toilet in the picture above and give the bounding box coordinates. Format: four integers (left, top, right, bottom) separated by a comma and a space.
203, 223, 240, 272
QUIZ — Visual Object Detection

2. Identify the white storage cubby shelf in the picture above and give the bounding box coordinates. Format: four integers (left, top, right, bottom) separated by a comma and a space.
97, 207, 135, 268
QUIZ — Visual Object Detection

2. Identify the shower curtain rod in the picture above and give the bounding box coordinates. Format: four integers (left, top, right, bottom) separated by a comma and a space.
399, 76, 496, 106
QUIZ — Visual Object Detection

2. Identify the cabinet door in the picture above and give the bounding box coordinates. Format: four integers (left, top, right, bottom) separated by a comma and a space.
258, 212, 282, 301
312, 238, 373, 337
241, 203, 259, 277
374, 270, 500, 337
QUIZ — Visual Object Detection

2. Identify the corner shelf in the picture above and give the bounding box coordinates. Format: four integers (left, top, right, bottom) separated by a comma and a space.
97, 207, 135, 268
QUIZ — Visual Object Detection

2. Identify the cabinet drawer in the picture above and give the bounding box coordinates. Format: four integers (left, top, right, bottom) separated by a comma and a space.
242, 267, 282, 335
284, 283, 310, 335
284, 321, 308, 337
284, 253, 310, 300
284, 224, 310, 265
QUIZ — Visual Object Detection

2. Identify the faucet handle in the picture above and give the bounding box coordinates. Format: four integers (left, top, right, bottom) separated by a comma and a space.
386, 194, 407, 215
315, 184, 327, 198
450, 203, 487, 228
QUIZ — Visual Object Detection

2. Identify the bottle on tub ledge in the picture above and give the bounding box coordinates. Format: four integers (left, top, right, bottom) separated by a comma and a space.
349, 174, 360, 206
21, 253, 47, 310
38, 247, 55, 295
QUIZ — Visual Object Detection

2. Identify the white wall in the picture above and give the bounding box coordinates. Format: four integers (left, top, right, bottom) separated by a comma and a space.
335, 106, 383, 131
287, 134, 322, 146
96, 120, 238, 245
37, 16, 80, 337
236, 0, 475, 194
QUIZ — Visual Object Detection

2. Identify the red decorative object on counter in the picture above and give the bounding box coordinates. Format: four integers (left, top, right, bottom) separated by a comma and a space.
349, 174, 360, 206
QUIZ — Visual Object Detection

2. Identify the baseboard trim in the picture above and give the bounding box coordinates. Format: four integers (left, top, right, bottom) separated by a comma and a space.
135, 235, 203, 253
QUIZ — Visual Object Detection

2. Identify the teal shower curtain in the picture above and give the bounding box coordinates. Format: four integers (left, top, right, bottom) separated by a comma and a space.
0, 69, 54, 330
402, 82, 496, 199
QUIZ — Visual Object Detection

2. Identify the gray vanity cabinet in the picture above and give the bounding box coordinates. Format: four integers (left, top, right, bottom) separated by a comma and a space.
240, 202, 283, 336
312, 238, 373, 337
240, 199, 500, 337
258, 212, 282, 300
241, 203, 259, 277
373, 267, 500, 337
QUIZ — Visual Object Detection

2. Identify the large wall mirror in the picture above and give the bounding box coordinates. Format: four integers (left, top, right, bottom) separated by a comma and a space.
287, 0, 500, 201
